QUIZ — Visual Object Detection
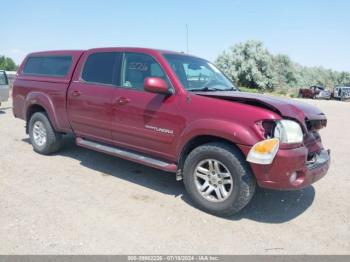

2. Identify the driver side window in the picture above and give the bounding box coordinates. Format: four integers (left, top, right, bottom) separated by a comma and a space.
121, 53, 169, 91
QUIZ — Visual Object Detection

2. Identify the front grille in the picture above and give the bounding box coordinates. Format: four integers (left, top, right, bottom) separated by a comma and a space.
304, 119, 327, 164
303, 131, 323, 157
305, 119, 327, 132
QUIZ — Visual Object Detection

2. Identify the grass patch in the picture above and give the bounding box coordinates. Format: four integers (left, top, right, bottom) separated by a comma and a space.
239, 87, 261, 93
238, 86, 299, 99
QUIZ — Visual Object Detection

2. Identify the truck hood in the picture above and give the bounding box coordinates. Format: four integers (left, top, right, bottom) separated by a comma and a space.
194, 91, 327, 126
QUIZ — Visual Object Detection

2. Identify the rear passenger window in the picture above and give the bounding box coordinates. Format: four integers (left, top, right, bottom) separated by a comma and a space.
23, 56, 72, 77
82, 52, 121, 85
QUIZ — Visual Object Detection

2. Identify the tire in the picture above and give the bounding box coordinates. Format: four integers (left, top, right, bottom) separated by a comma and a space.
28, 112, 63, 155
183, 142, 256, 217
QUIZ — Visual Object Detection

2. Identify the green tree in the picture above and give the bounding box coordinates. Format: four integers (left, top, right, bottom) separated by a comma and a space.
337, 71, 350, 86
216, 40, 350, 91
216, 40, 275, 90
271, 54, 297, 89
0, 55, 18, 71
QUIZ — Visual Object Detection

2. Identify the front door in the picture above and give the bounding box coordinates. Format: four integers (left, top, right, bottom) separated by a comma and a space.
111, 52, 181, 161
67, 52, 122, 143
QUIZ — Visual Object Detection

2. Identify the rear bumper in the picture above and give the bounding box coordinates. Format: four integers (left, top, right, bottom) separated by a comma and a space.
239, 145, 330, 190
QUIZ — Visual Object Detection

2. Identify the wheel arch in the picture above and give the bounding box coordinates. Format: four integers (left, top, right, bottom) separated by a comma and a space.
176, 119, 260, 170
26, 104, 46, 134
24, 92, 60, 134
177, 134, 248, 172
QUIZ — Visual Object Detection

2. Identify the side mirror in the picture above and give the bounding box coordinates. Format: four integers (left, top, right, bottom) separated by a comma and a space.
144, 77, 170, 95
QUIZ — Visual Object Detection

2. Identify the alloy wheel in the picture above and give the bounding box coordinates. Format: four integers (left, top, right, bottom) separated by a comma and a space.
194, 159, 233, 202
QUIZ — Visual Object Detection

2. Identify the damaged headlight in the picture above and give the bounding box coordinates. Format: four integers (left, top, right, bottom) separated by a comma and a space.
248, 120, 303, 165
274, 120, 303, 144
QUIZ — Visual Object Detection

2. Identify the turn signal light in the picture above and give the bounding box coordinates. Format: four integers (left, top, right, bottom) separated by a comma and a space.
247, 138, 280, 165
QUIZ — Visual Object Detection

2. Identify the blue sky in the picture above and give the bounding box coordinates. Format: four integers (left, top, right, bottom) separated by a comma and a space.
1, 0, 349, 71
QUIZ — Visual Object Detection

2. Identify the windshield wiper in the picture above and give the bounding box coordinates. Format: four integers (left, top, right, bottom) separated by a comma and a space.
188, 86, 235, 92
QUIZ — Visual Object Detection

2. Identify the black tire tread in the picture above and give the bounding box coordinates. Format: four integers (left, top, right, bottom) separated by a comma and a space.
28, 112, 63, 155
183, 142, 256, 216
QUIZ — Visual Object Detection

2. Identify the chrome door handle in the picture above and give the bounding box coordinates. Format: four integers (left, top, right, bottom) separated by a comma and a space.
72, 90, 82, 97
116, 97, 130, 105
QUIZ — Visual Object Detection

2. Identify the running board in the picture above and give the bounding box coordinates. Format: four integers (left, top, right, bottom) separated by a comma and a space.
76, 138, 177, 172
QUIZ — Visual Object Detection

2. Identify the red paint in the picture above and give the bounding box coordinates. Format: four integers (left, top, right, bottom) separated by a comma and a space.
12, 47, 330, 190
144, 77, 170, 95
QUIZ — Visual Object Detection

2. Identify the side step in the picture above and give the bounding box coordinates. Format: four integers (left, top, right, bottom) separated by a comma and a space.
76, 138, 177, 172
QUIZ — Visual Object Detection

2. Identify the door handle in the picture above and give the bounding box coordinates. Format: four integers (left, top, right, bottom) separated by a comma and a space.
72, 90, 82, 97
115, 97, 130, 105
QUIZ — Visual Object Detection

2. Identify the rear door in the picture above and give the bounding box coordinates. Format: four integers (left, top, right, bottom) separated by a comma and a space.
0, 71, 9, 102
67, 51, 122, 143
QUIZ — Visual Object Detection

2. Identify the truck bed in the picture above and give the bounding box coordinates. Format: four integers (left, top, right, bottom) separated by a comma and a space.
12, 50, 84, 133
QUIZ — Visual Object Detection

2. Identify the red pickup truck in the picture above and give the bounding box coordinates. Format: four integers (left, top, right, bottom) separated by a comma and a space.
13, 48, 330, 216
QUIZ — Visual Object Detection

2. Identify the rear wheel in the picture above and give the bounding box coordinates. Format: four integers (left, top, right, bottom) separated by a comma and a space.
183, 142, 256, 216
29, 112, 63, 154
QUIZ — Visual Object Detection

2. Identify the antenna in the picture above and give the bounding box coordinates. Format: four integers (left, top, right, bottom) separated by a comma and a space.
186, 24, 189, 53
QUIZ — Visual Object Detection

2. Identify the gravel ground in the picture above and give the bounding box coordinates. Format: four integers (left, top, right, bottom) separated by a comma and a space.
0, 98, 349, 254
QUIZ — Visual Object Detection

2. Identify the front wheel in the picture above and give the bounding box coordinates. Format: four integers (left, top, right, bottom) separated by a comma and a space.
29, 112, 63, 155
183, 142, 256, 216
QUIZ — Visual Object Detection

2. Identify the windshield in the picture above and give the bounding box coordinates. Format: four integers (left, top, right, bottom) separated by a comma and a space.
163, 54, 236, 92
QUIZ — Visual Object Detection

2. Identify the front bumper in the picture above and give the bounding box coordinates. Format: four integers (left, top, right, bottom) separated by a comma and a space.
239, 145, 330, 190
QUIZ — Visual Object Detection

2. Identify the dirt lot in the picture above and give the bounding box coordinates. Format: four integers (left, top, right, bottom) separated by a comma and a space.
0, 98, 349, 254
